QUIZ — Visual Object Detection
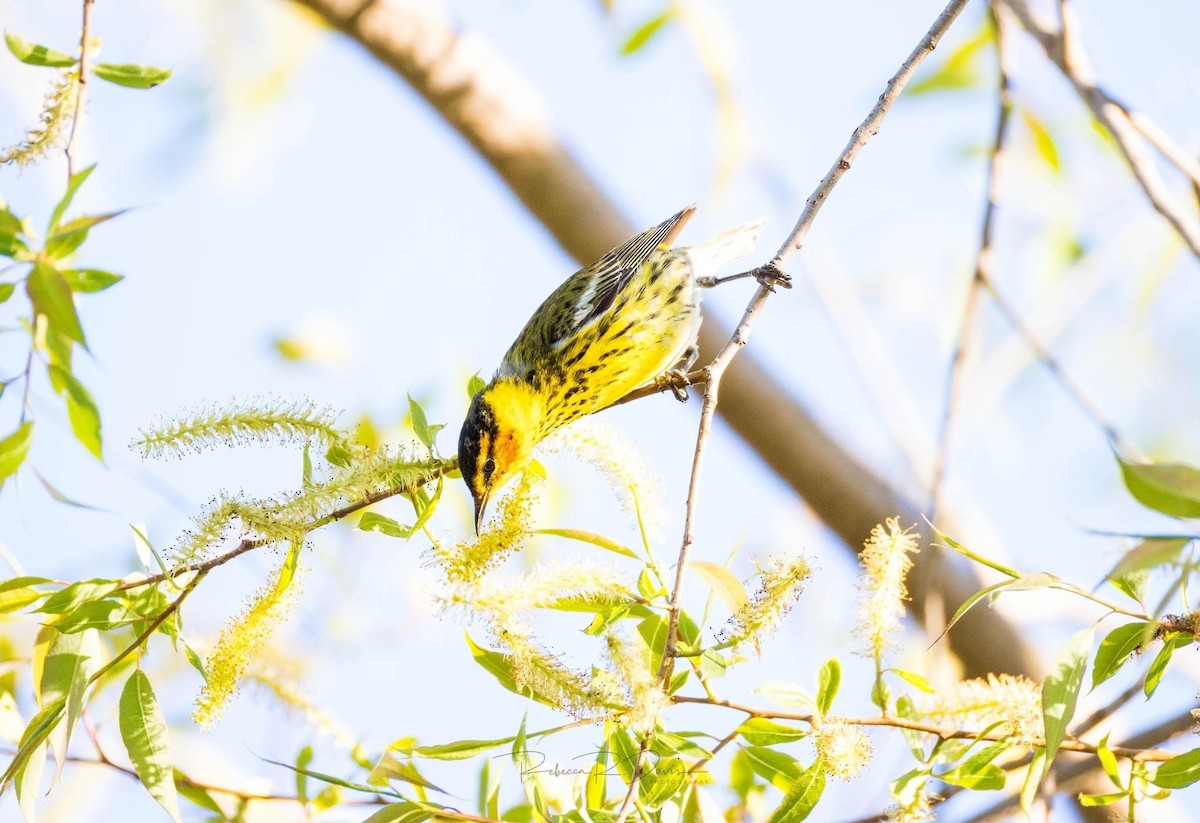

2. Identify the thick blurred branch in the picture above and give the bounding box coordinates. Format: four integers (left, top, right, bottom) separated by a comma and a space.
290, 0, 1040, 678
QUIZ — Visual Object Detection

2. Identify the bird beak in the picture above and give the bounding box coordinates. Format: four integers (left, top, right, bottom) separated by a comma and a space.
473, 492, 490, 535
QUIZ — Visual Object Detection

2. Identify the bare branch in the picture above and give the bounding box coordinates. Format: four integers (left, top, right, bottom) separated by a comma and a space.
64, 0, 94, 180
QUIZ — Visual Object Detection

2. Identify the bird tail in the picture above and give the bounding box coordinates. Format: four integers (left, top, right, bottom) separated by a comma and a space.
686, 218, 767, 276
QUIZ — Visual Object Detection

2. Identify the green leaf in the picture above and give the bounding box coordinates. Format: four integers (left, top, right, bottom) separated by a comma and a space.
49, 165, 95, 235
1042, 629, 1093, 770
0, 575, 54, 612
47, 365, 102, 459
1096, 734, 1122, 787
891, 669, 935, 694
1144, 631, 1191, 698
0, 231, 28, 259
38, 579, 119, 615
4, 32, 77, 67
27, 262, 86, 347
1091, 622, 1150, 689
174, 768, 223, 813
361, 803, 435, 823
53, 598, 134, 633
609, 727, 638, 783
754, 680, 812, 710
816, 658, 840, 716
367, 751, 446, 793
905, 20, 992, 97
0, 422, 34, 488
0, 282, 15, 303
640, 756, 686, 809
1078, 791, 1127, 806
689, 560, 748, 613
736, 718, 808, 746
637, 614, 668, 673
1106, 538, 1190, 582
408, 394, 431, 447
621, 9, 673, 56
941, 758, 1005, 790
2, 699, 63, 794
40, 628, 97, 786
741, 746, 802, 792
397, 735, 515, 761
260, 756, 402, 800
465, 633, 556, 708
466, 373, 486, 400
1150, 746, 1200, 789
45, 211, 126, 261
1117, 455, 1200, 518
766, 760, 825, 823
359, 512, 413, 539
534, 528, 639, 559
1021, 108, 1061, 174
1020, 748, 1047, 814
92, 63, 172, 89
119, 671, 181, 823
650, 730, 711, 760
14, 740, 46, 823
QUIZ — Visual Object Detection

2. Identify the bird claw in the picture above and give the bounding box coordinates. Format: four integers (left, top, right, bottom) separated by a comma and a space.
656, 369, 691, 402
754, 262, 792, 291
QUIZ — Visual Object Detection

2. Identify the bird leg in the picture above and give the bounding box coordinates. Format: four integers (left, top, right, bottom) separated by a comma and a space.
655, 345, 699, 402
696, 262, 792, 292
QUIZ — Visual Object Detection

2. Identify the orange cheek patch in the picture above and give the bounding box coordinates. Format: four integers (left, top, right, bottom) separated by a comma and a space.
493, 433, 522, 469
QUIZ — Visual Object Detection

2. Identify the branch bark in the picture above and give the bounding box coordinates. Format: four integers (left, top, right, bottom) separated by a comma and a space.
288, 0, 1040, 679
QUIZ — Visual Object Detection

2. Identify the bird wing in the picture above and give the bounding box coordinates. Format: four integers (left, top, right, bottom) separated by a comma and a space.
555, 205, 696, 344
498, 206, 696, 378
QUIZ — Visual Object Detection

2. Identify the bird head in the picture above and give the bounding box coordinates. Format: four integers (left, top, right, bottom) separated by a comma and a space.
458, 383, 539, 533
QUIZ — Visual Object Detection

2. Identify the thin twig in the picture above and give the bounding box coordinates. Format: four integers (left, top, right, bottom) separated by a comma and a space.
673, 695, 1181, 762
612, 3, 976, 820
64, 0, 94, 180
116, 461, 453, 592
930, 5, 1012, 522
1001, 0, 1200, 260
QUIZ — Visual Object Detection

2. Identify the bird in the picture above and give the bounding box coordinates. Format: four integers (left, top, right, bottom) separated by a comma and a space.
458, 205, 773, 533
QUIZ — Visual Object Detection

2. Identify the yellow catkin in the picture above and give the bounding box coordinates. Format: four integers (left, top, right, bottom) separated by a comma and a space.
605, 632, 667, 734
721, 554, 811, 651
441, 470, 541, 585
493, 625, 618, 719
919, 674, 1043, 745
193, 560, 303, 729
1, 69, 78, 168
855, 518, 919, 661
538, 420, 663, 528
813, 718, 872, 780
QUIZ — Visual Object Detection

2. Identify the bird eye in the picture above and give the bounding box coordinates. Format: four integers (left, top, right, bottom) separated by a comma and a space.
483, 458, 496, 475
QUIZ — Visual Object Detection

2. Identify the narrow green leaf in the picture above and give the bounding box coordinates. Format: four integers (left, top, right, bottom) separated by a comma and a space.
1091, 622, 1150, 690
891, 669, 935, 694
766, 760, 825, 823
1042, 629, 1093, 769
4, 32, 77, 67
1107, 538, 1190, 583
621, 10, 673, 56
0, 422, 34, 488
359, 512, 413, 539
37, 579, 118, 615
637, 614, 668, 674
367, 751, 446, 793
650, 730, 711, 759
689, 560, 748, 613
1144, 631, 1190, 698
260, 756, 402, 799
0, 231, 30, 259
609, 727, 638, 783
119, 670, 181, 823
1, 699, 64, 793
361, 803, 435, 823
0, 282, 15, 303
92, 63, 172, 89
466, 373, 486, 399
1150, 746, 1200, 789
1020, 748, 1047, 815
174, 768, 223, 813
754, 680, 812, 710
48, 165, 95, 235
940, 762, 1004, 790
1117, 455, 1200, 518
1021, 108, 1061, 174
48, 629, 98, 786
47, 365, 102, 459
533, 528, 639, 559
741, 746, 802, 792
1078, 791, 1127, 806
0, 576, 54, 613
465, 633, 555, 708
736, 718, 808, 746
640, 757, 686, 809
1096, 734, 1122, 788
27, 262, 85, 347
14, 741, 46, 823
816, 658, 841, 716
408, 394, 431, 447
